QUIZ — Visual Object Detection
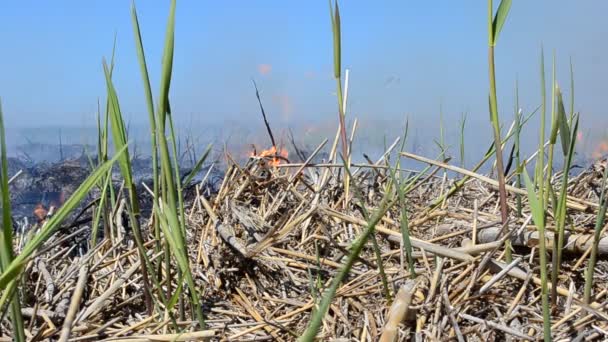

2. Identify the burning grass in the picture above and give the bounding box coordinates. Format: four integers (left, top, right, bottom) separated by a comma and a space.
250, 145, 289, 167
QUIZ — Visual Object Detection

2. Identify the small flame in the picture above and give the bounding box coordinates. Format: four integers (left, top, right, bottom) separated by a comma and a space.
593, 141, 608, 159
250, 146, 288, 167
34, 204, 48, 222
33, 190, 67, 222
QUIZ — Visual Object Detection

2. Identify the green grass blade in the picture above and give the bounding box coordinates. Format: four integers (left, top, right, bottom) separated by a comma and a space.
0, 99, 26, 341
459, 113, 467, 168
167, 272, 184, 312
522, 167, 552, 341
298, 191, 393, 341
156, 0, 178, 214
91, 171, 112, 247
182, 144, 212, 187
549, 54, 558, 146
492, 0, 512, 45
300, 155, 397, 340
388, 164, 416, 278
131, 0, 158, 193
343, 156, 391, 300
488, 0, 510, 260
166, 107, 186, 233
585, 150, 608, 303
556, 85, 571, 157
103, 61, 133, 185
569, 57, 575, 123
153, 0, 204, 326
103, 55, 159, 315
552, 113, 579, 303
523, 170, 544, 230
330, 1, 341, 79
131, 0, 159, 186
537, 47, 546, 195
439, 106, 446, 161
131, 2, 156, 127
131, 1, 163, 264
487, 0, 494, 46
514, 79, 522, 217
155, 199, 205, 326
158, 0, 176, 127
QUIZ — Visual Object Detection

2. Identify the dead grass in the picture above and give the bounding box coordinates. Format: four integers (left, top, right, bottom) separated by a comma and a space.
4, 147, 608, 341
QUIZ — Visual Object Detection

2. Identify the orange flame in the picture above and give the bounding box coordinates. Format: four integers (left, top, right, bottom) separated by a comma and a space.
34, 204, 48, 222
250, 146, 288, 167
593, 141, 608, 159
33, 191, 67, 222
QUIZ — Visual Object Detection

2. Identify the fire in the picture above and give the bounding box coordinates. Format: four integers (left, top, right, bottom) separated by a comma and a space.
32, 190, 66, 222
33, 204, 48, 222
593, 141, 608, 159
250, 145, 288, 167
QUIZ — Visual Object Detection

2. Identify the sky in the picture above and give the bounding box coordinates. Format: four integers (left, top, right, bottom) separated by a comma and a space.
1, 1, 607, 160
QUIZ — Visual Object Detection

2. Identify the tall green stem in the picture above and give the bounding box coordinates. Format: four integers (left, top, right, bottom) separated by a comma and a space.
536, 47, 552, 342
584, 167, 608, 302
488, 22, 510, 262
131, 4, 161, 259
0, 100, 25, 342
514, 81, 522, 218
538, 226, 552, 341
585, 147, 608, 302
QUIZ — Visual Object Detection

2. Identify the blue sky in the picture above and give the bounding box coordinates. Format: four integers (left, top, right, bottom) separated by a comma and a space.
1, 1, 607, 157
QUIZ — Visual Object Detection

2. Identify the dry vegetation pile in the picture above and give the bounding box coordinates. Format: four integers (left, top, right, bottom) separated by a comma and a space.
5, 145, 608, 341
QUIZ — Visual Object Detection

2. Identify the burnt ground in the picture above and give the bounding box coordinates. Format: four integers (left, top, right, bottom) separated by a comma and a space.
7, 154, 223, 227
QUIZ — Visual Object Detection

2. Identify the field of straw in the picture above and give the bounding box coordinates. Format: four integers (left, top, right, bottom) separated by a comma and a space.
2, 0, 608, 341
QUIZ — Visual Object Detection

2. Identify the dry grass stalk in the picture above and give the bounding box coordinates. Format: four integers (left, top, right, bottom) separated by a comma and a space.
379, 279, 417, 342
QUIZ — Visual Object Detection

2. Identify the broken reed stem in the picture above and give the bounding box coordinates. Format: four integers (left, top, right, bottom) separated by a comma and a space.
58, 264, 89, 342
105, 330, 216, 341
7, 170, 23, 185
400, 151, 590, 212
379, 280, 417, 342
252, 79, 277, 148
460, 313, 534, 341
